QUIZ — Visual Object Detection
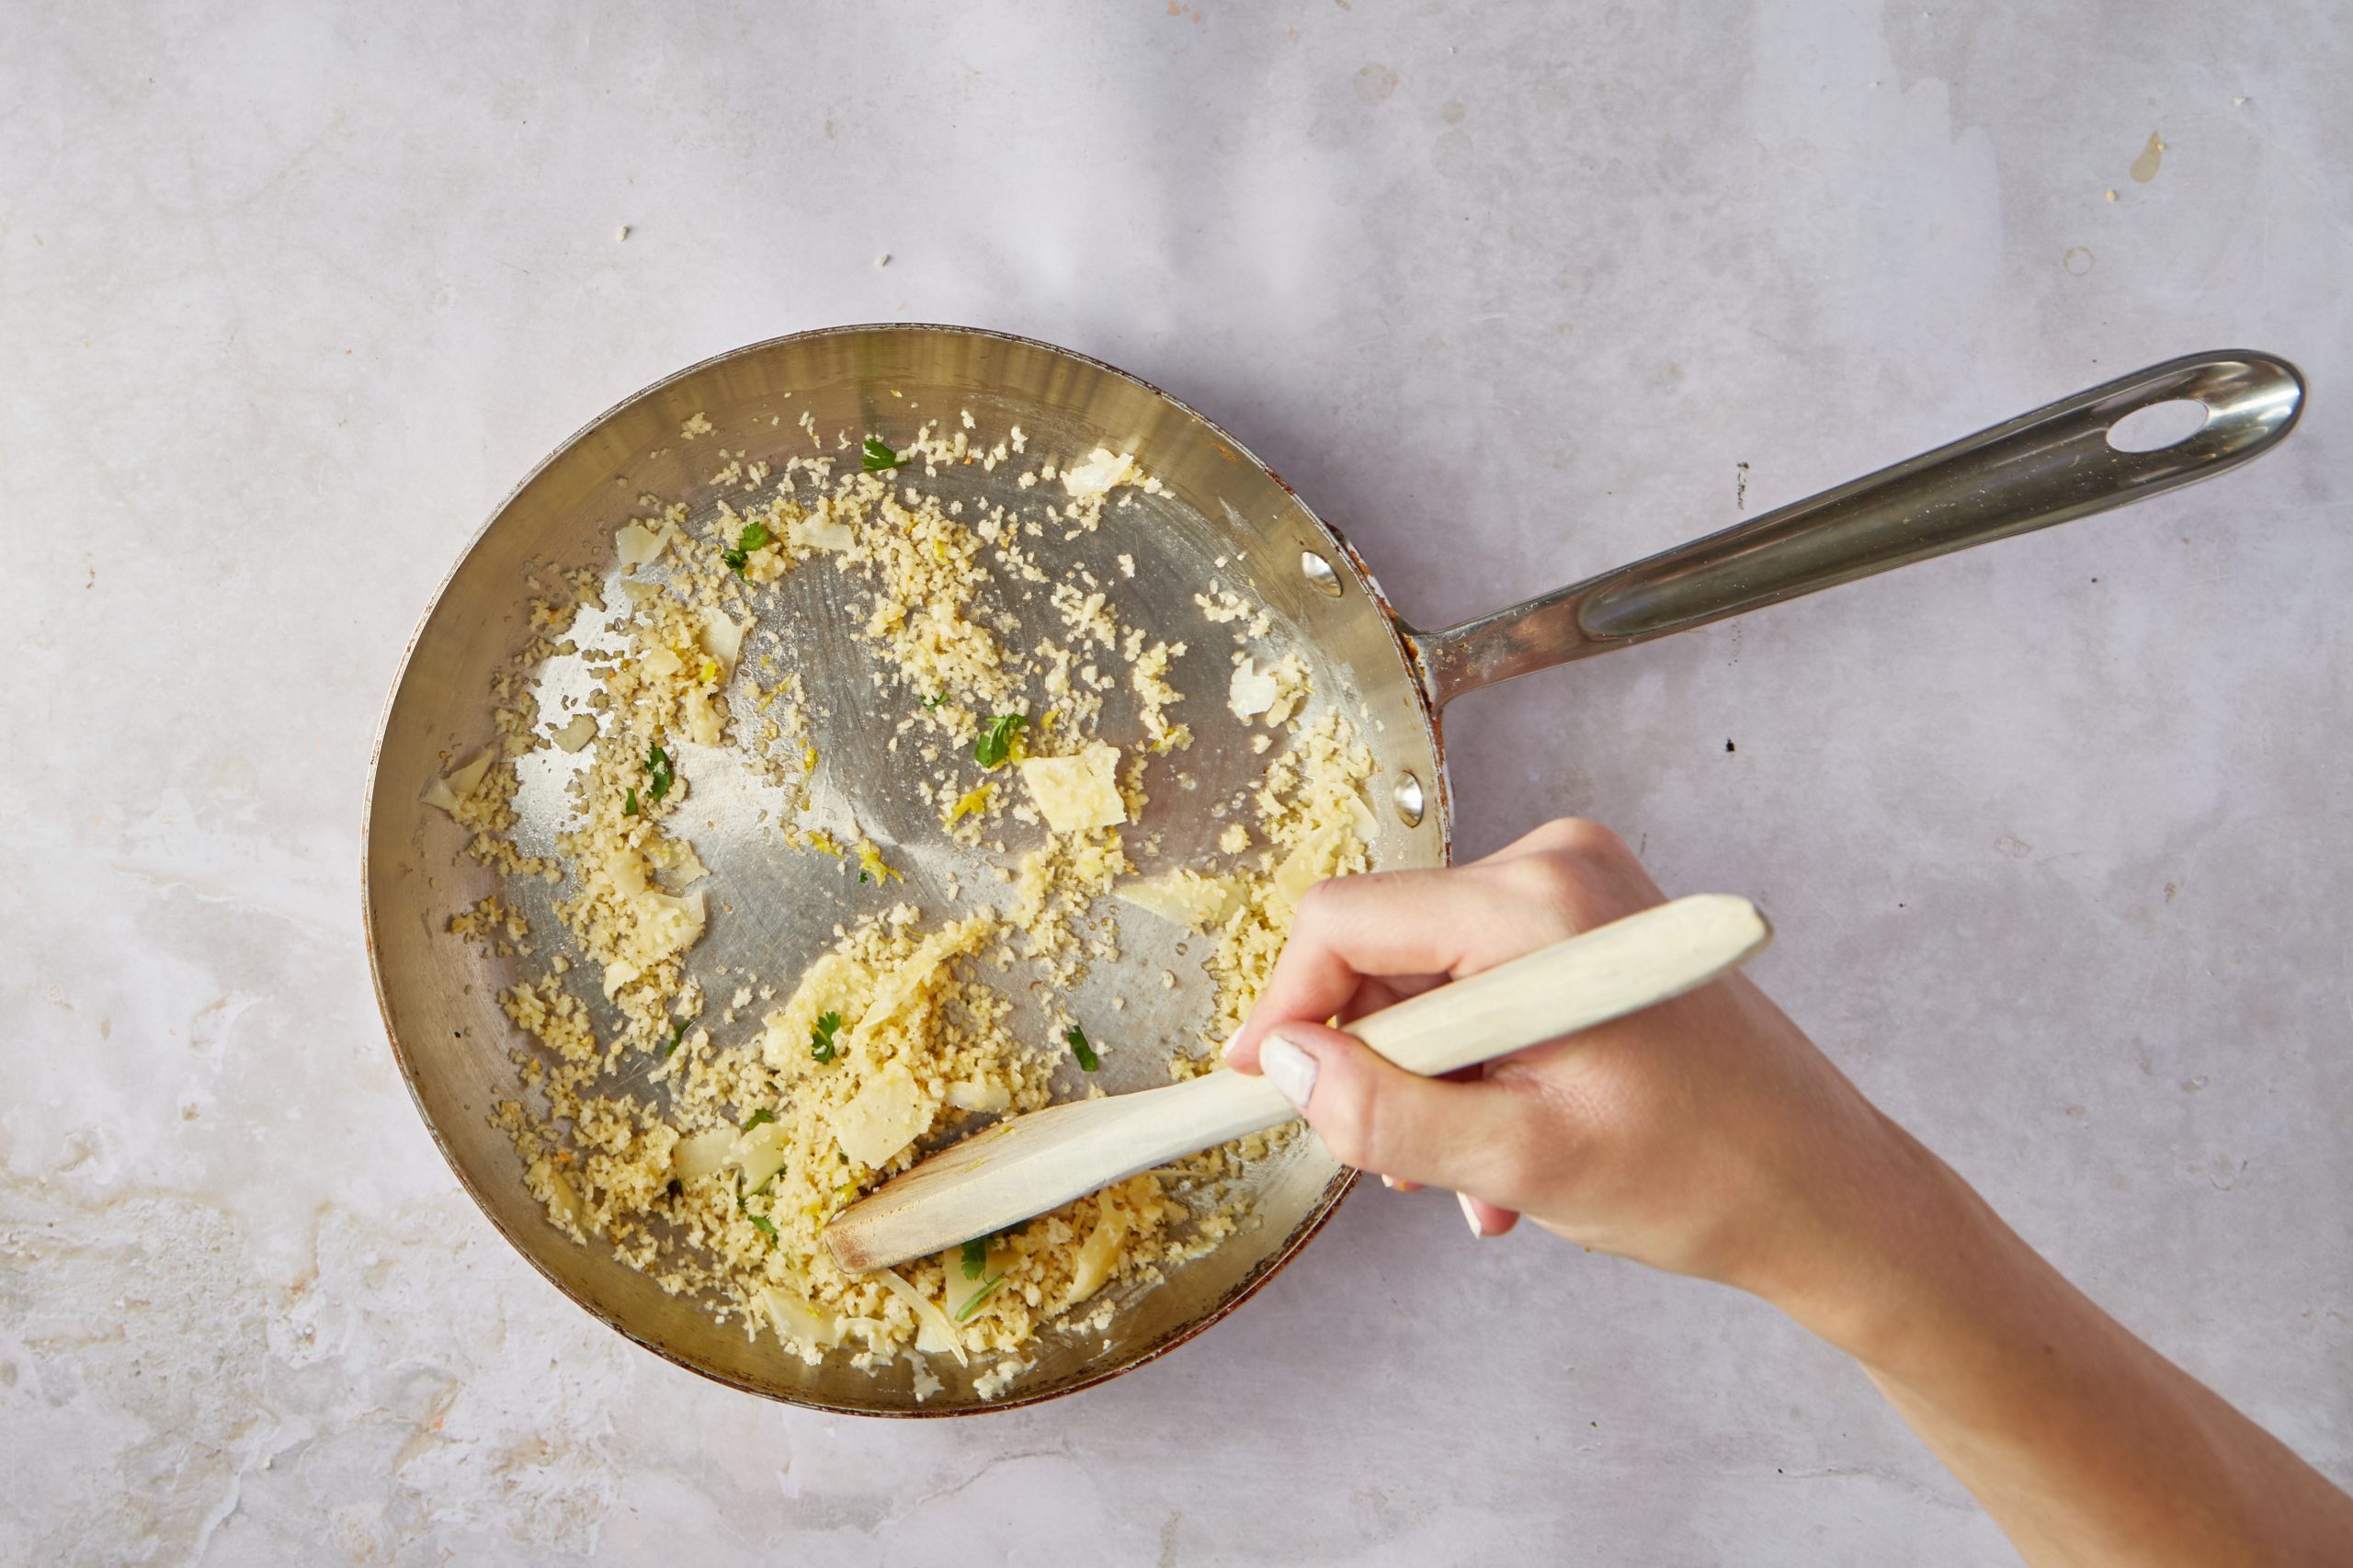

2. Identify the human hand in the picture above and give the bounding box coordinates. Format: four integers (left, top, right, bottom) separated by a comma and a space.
1226, 818, 1927, 1311
1227, 819, 2353, 1566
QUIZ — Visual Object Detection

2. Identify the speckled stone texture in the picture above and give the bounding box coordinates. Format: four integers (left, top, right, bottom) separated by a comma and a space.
5, 3, 2347, 1563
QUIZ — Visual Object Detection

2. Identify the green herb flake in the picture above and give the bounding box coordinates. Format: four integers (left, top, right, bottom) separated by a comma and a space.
961, 1236, 987, 1279
953, 1275, 1006, 1322
658, 1019, 687, 1059
811, 1009, 844, 1064
749, 1214, 779, 1242
741, 1108, 775, 1131
1064, 1025, 1100, 1073
646, 744, 676, 801
973, 713, 1028, 768
722, 519, 774, 579
861, 435, 904, 472
623, 786, 640, 817
922, 693, 948, 710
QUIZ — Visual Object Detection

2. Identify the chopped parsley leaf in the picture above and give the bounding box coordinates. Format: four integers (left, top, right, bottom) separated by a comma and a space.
861, 435, 904, 472
973, 713, 1028, 768
922, 693, 948, 710
811, 1009, 843, 1064
646, 744, 675, 801
623, 786, 640, 817
961, 1236, 987, 1279
748, 1214, 778, 1242
722, 518, 773, 578
1064, 1025, 1100, 1072
742, 1108, 775, 1131
658, 1019, 687, 1059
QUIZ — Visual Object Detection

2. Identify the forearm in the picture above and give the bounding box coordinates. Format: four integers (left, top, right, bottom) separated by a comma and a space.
1223, 828, 2351, 1560
1772, 1121, 2353, 1566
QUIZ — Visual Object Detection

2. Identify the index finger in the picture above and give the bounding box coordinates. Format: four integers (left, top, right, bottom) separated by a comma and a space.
1225, 863, 1537, 1071
1224, 817, 1667, 1072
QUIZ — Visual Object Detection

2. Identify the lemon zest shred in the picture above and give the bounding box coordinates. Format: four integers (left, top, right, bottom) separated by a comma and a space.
947, 784, 992, 824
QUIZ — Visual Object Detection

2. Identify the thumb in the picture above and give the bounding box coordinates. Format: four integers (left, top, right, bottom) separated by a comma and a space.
1251, 1022, 1533, 1199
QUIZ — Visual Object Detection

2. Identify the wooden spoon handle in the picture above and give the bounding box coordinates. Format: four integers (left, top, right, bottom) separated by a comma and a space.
824, 894, 1770, 1271
1346, 891, 1770, 1076
1133, 892, 1774, 1149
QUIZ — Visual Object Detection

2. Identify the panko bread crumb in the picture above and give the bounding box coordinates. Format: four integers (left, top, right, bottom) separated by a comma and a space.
449, 407, 1380, 1398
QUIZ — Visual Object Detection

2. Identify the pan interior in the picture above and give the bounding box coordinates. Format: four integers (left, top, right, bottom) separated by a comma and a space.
366, 326, 1444, 1414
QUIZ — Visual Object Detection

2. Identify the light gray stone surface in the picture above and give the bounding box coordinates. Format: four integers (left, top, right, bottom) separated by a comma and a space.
5, 3, 2347, 1563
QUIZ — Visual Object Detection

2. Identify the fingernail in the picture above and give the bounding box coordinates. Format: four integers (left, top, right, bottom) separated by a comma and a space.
1259, 1033, 1319, 1112
1218, 1033, 1241, 1062
1379, 1174, 1396, 1189
1458, 1191, 1484, 1239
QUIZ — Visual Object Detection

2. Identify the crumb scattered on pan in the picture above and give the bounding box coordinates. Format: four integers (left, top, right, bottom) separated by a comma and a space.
430, 406, 1377, 1398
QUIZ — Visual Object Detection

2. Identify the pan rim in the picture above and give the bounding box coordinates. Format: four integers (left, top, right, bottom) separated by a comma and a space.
361, 322, 1452, 1415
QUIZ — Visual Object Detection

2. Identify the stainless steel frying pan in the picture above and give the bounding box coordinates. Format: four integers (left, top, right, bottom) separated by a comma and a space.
364, 328, 2302, 1415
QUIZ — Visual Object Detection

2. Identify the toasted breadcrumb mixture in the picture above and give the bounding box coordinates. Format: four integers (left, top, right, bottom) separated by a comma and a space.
426, 411, 1374, 1399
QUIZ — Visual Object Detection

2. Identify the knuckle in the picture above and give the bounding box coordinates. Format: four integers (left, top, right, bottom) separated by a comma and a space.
1531, 815, 1633, 866
1495, 851, 1586, 914
1497, 821, 1657, 929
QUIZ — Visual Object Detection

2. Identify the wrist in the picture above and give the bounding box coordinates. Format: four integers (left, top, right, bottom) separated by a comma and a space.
1744, 1114, 2044, 1369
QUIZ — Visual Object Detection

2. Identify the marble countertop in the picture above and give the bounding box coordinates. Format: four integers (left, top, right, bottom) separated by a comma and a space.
6, 3, 2347, 1562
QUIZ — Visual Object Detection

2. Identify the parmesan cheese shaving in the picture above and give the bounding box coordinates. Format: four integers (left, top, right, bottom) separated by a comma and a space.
699, 608, 752, 675
792, 501, 855, 551
1017, 743, 1127, 834
422, 750, 494, 815
671, 1128, 735, 1181
877, 1267, 968, 1365
549, 713, 598, 754
759, 1284, 843, 1351
833, 1065, 935, 1168
1116, 870, 1242, 932
1060, 446, 1140, 497
614, 520, 667, 568
1228, 657, 1279, 721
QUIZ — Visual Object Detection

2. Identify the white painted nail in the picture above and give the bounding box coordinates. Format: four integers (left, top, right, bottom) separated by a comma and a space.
1379, 1174, 1397, 1189
1259, 1034, 1319, 1112
1218, 1032, 1242, 1062
1458, 1191, 1484, 1239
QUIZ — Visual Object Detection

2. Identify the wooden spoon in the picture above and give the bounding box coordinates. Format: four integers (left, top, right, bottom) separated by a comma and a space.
824, 892, 1770, 1273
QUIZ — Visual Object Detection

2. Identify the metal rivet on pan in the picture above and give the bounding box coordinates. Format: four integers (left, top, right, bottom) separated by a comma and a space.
1392, 771, 1426, 827
1300, 551, 1344, 597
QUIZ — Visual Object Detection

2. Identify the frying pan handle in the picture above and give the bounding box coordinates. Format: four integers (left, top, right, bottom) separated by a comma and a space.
1404, 350, 2305, 709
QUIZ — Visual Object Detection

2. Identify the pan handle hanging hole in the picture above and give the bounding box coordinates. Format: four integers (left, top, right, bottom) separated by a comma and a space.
1392, 771, 1426, 827
2105, 398, 2210, 453
1301, 551, 1344, 597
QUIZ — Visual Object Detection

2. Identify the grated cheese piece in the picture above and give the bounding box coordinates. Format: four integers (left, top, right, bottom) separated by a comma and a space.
1017, 743, 1128, 834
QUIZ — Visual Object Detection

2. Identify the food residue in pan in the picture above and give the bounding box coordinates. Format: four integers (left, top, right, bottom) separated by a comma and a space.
427, 410, 1376, 1400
